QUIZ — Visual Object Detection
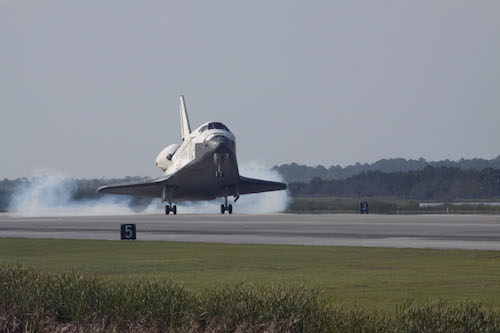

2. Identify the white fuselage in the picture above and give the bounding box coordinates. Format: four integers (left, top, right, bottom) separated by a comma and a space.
98, 95, 286, 215
155, 121, 236, 176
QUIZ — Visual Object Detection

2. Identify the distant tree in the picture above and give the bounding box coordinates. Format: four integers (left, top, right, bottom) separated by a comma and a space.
288, 166, 500, 200
274, 156, 500, 182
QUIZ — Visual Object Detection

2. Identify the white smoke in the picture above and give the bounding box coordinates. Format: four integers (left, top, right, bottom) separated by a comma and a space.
7, 164, 289, 217
8, 171, 137, 217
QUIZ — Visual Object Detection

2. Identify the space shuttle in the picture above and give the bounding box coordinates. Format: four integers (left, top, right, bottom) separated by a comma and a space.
97, 96, 287, 214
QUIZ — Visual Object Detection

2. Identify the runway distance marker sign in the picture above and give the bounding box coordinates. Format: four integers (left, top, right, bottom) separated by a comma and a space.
120, 224, 136, 240
360, 202, 369, 214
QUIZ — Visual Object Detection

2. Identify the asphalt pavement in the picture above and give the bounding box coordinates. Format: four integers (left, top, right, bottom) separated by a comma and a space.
1, 213, 499, 250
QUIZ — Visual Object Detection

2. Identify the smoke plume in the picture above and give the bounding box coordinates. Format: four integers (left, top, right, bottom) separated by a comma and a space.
8, 164, 289, 216
8, 172, 137, 217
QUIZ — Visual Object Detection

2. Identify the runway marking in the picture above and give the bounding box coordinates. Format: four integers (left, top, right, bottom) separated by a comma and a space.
1, 214, 499, 250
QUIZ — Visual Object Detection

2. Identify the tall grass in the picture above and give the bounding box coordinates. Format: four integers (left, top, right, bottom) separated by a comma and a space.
1, 265, 499, 332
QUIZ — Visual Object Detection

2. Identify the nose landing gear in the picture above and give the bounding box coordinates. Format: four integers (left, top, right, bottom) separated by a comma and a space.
214, 152, 229, 178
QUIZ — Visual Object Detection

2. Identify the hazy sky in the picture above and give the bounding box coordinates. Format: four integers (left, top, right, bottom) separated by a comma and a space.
1, 1, 499, 178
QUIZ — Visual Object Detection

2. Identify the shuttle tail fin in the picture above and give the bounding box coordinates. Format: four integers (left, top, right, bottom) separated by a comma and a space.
179, 95, 191, 140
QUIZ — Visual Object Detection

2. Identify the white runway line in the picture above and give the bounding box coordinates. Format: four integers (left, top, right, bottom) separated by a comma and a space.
0, 214, 499, 250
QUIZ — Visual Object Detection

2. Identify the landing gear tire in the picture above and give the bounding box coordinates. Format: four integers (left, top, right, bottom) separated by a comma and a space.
221, 204, 233, 214
221, 187, 233, 214
165, 205, 177, 215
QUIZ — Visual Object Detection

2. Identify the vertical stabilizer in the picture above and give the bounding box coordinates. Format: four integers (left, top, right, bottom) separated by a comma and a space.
179, 95, 191, 140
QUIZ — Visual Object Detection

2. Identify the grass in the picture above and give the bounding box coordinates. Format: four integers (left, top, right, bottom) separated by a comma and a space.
1, 265, 499, 332
287, 196, 500, 214
1, 238, 500, 311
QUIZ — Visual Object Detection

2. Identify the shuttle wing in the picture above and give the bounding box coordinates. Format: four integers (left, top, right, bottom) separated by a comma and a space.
97, 174, 287, 198
97, 175, 173, 198
96, 162, 202, 199
238, 176, 287, 195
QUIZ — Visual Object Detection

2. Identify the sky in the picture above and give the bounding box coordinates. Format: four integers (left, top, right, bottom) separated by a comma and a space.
1, 0, 499, 178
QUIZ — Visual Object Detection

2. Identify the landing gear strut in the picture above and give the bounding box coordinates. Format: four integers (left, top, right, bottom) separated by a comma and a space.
220, 187, 233, 214
163, 186, 177, 215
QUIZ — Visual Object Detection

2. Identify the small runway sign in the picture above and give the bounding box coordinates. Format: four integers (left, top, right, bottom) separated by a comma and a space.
120, 224, 136, 240
360, 202, 369, 214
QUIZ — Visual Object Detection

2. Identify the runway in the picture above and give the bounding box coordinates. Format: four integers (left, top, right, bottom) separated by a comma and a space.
1, 213, 499, 250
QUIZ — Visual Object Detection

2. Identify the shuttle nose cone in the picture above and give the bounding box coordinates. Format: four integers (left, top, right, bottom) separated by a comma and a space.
207, 135, 234, 154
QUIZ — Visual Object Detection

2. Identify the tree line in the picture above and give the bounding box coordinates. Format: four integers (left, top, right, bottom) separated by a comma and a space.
274, 156, 500, 182
288, 166, 500, 200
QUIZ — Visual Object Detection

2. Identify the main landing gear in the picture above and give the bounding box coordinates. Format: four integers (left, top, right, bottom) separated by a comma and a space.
165, 205, 177, 215
163, 186, 177, 215
221, 203, 232, 214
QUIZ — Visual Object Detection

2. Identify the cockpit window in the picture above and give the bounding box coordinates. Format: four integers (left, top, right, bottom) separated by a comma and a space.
199, 122, 230, 133
208, 122, 229, 131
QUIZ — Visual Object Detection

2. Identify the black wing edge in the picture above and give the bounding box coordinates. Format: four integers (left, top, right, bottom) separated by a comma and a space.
96, 176, 171, 198
238, 176, 287, 195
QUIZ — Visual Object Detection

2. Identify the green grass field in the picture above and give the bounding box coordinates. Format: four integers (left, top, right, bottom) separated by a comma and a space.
1, 238, 499, 311
287, 197, 500, 214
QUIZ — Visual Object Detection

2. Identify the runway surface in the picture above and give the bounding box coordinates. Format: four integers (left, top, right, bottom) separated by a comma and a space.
1, 213, 500, 250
